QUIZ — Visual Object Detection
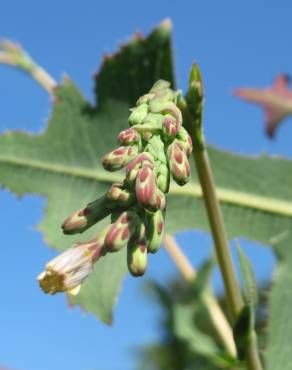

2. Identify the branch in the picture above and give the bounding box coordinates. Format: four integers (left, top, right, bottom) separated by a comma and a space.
0, 40, 57, 95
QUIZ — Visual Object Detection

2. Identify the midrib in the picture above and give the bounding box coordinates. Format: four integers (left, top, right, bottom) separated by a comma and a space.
1, 155, 292, 217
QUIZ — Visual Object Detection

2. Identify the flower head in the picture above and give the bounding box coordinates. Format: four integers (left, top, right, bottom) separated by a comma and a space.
39, 79, 194, 296
234, 74, 292, 138
38, 226, 109, 295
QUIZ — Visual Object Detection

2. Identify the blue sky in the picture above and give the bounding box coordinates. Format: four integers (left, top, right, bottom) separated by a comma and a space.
0, 1, 291, 369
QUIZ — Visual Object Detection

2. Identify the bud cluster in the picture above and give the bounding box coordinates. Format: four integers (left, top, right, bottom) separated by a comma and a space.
38, 80, 193, 295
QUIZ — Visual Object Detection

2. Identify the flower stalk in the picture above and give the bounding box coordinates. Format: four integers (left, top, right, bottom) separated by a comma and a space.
180, 63, 263, 370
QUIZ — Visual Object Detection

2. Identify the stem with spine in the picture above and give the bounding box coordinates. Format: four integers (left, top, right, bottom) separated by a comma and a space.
163, 233, 237, 356
179, 63, 263, 370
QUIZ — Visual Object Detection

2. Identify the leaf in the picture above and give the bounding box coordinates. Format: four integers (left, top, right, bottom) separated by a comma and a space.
172, 263, 239, 369
233, 305, 253, 361
0, 21, 174, 323
236, 243, 258, 308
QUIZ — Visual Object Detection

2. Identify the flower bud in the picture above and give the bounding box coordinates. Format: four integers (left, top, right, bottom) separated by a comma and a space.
132, 113, 163, 134
106, 182, 135, 208
62, 195, 111, 235
156, 162, 170, 193
105, 211, 140, 252
162, 114, 180, 138
127, 239, 148, 276
128, 103, 148, 126
135, 165, 157, 207
136, 93, 155, 105
149, 100, 182, 132
38, 225, 109, 295
176, 127, 193, 157
117, 128, 141, 146
101, 145, 138, 172
126, 152, 154, 183
147, 187, 166, 211
150, 79, 171, 93
185, 63, 204, 123
167, 140, 191, 185
146, 210, 165, 253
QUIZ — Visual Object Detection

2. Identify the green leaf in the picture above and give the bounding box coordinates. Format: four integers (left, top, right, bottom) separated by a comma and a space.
0, 21, 174, 323
236, 243, 258, 308
172, 263, 239, 369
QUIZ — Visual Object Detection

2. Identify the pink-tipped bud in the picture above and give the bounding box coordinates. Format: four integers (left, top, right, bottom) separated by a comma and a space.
147, 188, 166, 211
126, 152, 154, 183
117, 128, 141, 146
162, 114, 180, 138
38, 225, 109, 295
146, 210, 165, 253
101, 145, 138, 172
135, 165, 157, 207
127, 240, 148, 277
167, 140, 191, 186
105, 211, 140, 252
62, 195, 110, 235
176, 127, 193, 157
106, 183, 135, 208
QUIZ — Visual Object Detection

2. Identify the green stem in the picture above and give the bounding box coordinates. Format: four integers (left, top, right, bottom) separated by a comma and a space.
192, 143, 243, 320
179, 95, 263, 369
194, 135, 263, 370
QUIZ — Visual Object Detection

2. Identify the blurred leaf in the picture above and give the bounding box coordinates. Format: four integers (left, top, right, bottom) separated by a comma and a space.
173, 303, 237, 368
139, 264, 239, 370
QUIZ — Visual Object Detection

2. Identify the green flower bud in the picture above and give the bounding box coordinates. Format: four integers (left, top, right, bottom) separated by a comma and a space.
146, 210, 165, 253
185, 63, 204, 128
62, 195, 111, 235
101, 145, 138, 172
156, 161, 170, 193
149, 79, 171, 93
128, 103, 148, 126
153, 87, 176, 102
132, 113, 163, 135
176, 127, 193, 157
105, 211, 140, 252
149, 100, 182, 133
136, 93, 155, 105
127, 239, 148, 277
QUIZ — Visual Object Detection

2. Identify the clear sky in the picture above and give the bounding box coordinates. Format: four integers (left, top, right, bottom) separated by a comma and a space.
0, 1, 291, 369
